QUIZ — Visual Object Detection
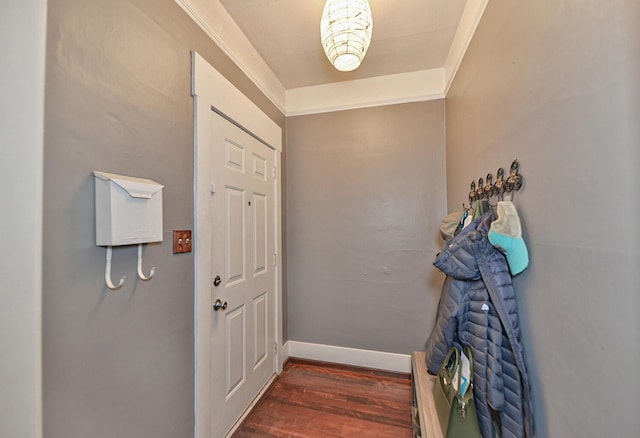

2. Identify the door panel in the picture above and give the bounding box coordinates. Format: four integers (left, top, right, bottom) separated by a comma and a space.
225, 141, 244, 171
253, 292, 268, 368
226, 305, 245, 398
225, 187, 245, 284
252, 193, 267, 274
210, 114, 275, 437
252, 153, 267, 180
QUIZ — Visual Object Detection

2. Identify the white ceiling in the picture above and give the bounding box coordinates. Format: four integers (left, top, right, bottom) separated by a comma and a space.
176, 0, 488, 115
219, 0, 468, 89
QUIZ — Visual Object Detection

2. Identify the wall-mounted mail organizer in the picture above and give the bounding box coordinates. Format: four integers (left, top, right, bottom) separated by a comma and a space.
94, 171, 164, 290
468, 159, 524, 204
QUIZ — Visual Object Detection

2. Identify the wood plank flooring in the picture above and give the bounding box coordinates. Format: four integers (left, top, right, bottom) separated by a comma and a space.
232, 359, 413, 438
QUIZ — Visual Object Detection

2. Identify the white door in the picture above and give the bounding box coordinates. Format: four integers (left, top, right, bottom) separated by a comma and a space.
209, 113, 276, 437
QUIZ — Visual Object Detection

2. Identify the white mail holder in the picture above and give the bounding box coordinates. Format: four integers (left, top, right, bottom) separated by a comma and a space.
94, 171, 163, 246
94, 171, 164, 289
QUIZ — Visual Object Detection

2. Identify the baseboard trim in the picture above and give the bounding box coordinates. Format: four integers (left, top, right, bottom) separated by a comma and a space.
284, 341, 411, 374
278, 339, 290, 372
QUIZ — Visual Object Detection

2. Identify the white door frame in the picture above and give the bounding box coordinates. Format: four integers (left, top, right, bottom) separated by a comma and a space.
191, 52, 283, 438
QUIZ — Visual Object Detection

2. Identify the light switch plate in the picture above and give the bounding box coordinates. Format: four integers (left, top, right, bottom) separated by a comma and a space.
173, 230, 192, 254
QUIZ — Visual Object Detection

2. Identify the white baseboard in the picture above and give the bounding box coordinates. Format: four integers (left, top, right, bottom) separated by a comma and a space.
284, 341, 411, 374
278, 340, 290, 372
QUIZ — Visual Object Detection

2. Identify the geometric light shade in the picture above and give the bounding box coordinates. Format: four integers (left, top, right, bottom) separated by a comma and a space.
320, 0, 373, 72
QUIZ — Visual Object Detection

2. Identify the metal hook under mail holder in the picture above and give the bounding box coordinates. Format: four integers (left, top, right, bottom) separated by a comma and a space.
94, 171, 164, 290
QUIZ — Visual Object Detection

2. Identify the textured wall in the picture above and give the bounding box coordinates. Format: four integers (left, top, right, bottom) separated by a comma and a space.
43, 1, 283, 437
445, 1, 640, 436
287, 101, 447, 354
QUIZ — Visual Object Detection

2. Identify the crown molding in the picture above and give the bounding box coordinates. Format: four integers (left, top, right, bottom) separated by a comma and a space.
176, 0, 488, 116
175, 0, 287, 114
443, 0, 490, 95
286, 69, 445, 116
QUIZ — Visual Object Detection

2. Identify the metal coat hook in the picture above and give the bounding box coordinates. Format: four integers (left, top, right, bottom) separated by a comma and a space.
485, 173, 494, 198
506, 159, 523, 192
495, 167, 505, 196
105, 246, 126, 290
477, 177, 485, 199
137, 244, 156, 281
469, 180, 477, 204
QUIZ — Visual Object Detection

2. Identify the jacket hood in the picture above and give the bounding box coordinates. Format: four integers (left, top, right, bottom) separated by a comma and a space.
433, 212, 494, 280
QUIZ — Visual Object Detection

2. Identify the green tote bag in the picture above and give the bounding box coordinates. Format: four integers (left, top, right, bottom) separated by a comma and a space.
433, 345, 482, 438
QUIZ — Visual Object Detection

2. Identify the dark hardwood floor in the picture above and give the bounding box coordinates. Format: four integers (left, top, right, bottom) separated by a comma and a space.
232, 359, 414, 438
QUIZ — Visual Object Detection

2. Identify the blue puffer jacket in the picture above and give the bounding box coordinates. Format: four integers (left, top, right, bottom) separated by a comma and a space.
425, 212, 534, 438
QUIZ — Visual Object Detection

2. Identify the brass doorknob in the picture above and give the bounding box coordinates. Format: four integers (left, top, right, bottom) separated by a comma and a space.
213, 299, 228, 311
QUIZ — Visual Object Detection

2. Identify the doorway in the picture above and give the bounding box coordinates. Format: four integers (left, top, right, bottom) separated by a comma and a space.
192, 52, 283, 438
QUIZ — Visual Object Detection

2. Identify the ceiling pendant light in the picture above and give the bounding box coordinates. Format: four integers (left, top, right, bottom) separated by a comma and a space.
320, 0, 373, 72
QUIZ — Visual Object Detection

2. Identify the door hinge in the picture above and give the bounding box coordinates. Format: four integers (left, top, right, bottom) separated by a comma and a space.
273, 166, 276, 180
273, 252, 278, 267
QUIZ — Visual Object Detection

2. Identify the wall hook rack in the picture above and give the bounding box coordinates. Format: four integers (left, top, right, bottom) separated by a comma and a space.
137, 244, 156, 281
468, 159, 524, 203
105, 246, 127, 290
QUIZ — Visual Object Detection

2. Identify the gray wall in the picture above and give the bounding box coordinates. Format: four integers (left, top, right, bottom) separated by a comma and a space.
286, 101, 447, 354
43, 1, 284, 437
445, 1, 639, 436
